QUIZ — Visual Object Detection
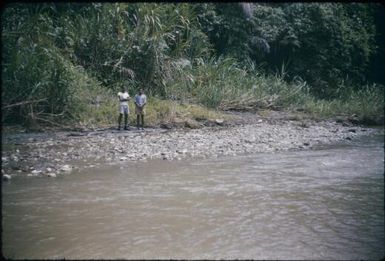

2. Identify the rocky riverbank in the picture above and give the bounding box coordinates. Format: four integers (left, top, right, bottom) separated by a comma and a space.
1, 111, 383, 180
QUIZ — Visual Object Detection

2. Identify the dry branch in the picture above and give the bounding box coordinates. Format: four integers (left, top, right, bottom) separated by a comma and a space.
2, 98, 47, 109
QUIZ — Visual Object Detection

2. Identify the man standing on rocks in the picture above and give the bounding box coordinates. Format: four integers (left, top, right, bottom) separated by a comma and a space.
134, 88, 147, 130
117, 87, 130, 130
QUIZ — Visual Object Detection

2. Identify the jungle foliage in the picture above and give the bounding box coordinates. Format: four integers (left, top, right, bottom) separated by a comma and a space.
2, 3, 384, 127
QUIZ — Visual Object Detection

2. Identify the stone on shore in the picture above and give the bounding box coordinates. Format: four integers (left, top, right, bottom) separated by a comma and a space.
160, 122, 173, 129
215, 119, 225, 125
1, 111, 381, 178
2, 174, 12, 181
185, 119, 201, 129
60, 165, 72, 172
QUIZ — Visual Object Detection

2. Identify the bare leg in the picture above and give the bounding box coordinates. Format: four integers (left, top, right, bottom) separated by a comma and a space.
118, 114, 122, 130
124, 114, 128, 129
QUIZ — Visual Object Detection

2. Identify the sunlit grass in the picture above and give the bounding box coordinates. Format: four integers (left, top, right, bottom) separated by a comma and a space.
73, 58, 384, 129
74, 93, 228, 129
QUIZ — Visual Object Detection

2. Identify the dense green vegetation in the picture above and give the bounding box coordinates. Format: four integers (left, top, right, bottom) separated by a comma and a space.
2, 3, 384, 129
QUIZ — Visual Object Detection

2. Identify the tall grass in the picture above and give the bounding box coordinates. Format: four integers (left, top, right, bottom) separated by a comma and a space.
302, 83, 384, 120
165, 57, 312, 110
164, 57, 384, 122
76, 56, 384, 129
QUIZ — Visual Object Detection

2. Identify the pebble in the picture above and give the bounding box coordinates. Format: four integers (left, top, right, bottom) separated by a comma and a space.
1, 120, 380, 178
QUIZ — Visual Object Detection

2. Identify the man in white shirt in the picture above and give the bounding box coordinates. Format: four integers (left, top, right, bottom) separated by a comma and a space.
134, 88, 147, 130
117, 87, 130, 130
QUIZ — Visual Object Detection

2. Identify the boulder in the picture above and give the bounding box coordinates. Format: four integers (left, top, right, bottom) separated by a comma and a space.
2, 174, 11, 181
215, 119, 225, 125
347, 116, 360, 125
160, 122, 173, 129
60, 165, 72, 172
185, 119, 201, 129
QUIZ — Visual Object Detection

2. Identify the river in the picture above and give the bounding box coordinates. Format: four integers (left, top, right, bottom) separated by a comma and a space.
2, 134, 384, 259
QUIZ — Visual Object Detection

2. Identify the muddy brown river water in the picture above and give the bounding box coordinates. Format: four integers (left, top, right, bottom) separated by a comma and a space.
2, 134, 384, 259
